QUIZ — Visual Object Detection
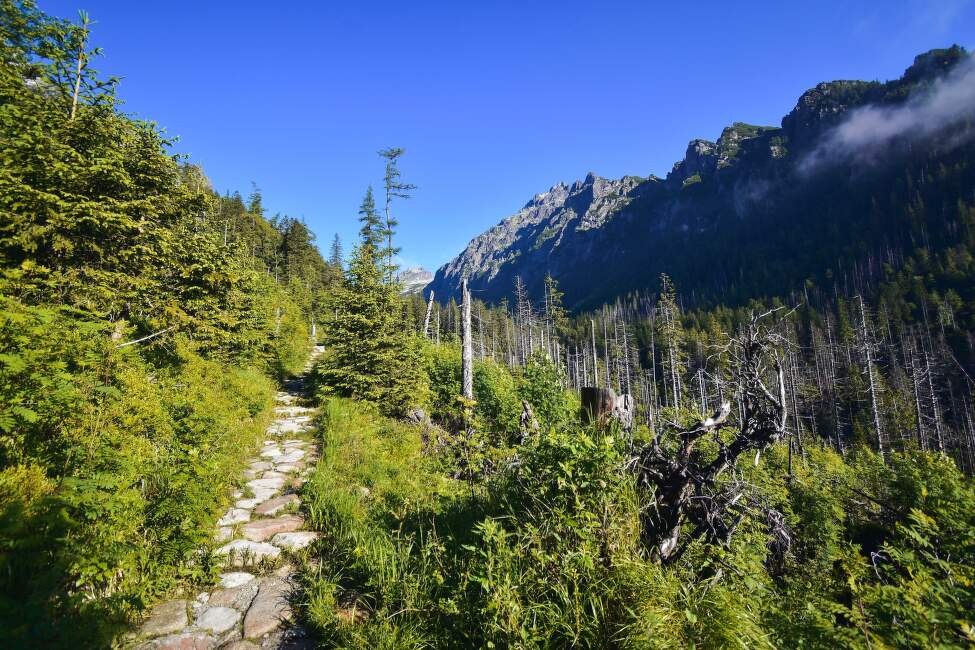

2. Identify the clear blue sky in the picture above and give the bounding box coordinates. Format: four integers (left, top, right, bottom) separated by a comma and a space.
42, 0, 975, 271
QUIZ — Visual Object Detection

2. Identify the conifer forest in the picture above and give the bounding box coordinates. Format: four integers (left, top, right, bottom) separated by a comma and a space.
1, 2, 974, 648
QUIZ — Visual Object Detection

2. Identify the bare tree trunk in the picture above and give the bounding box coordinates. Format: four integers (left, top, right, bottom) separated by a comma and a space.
907, 336, 927, 450
70, 32, 87, 120
923, 344, 945, 452
461, 279, 473, 401
858, 296, 886, 462
422, 290, 435, 338
590, 319, 599, 387
478, 303, 486, 360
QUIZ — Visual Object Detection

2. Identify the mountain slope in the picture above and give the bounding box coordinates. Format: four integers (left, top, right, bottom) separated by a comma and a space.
427, 46, 975, 310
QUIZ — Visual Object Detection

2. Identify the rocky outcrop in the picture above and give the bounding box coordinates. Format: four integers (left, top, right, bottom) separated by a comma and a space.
427, 171, 646, 305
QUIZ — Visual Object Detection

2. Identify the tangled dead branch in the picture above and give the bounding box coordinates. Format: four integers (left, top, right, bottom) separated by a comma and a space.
633, 311, 789, 562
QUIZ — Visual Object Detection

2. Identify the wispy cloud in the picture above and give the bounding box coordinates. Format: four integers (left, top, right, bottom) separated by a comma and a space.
801, 53, 975, 173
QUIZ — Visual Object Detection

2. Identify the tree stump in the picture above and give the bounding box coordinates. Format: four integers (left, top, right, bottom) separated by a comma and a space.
581, 387, 634, 432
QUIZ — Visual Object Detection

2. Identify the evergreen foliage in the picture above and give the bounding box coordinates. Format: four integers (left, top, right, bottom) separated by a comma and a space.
0, 2, 335, 644
314, 226, 426, 417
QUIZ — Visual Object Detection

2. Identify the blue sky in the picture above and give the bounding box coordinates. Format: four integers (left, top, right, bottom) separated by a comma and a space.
42, 0, 975, 271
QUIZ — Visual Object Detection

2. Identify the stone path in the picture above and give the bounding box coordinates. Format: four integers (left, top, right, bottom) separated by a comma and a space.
130, 349, 324, 649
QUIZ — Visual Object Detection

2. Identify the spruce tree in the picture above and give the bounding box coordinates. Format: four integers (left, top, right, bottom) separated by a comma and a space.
358, 187, 383, 249
318, 214, 426, 414
329, 233, 343, 267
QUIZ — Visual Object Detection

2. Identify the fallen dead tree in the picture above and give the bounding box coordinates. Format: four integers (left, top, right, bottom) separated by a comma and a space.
632, 310, 790, 563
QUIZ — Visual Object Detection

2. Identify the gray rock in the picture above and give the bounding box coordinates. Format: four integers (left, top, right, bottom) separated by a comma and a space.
195, 606, 240, 634
218, 572, 255, 589
137, 631, 215, 649
243, 577, 293, 639
271, 531, 318, 551
236, 487, 277, 509
139, 599, 188, 638
247, 477, 285, 492
254, 494, 299, 516
241, 515, 304, 542
208, 582, 259, 610
218, 508, 250, 526
216, 539, 281, 565
215, 526, 234, 543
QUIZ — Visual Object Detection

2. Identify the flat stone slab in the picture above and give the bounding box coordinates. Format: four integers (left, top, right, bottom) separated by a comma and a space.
208, 582, 259, 610
218, 508, 250, 526
224, 640, 262, 650
277, 450, 305, 464
243, 577, 293, 639
139, 599, 188, 637
269, 420, 305, 434
195, 606, 240, 634
218, 572, 255, 588
262, 470, 288, 480
216, 539, 281, 565
247, 477, 285, 492
274, 407, 315, 416
236, 487, 277, 509
254, 494, 299, 516
260, 447, 283, 458
273, 462, 300, 473
249, 460, 273, 471
271, 531, 319, 551
241, 515, 304, 542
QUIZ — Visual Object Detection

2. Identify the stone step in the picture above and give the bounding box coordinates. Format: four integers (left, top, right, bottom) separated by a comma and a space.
240, 515, 304, 542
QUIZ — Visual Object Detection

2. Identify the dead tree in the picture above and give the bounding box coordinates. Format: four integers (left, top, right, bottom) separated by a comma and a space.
423, 290, 435, 338
632, 311, 788, 563
519, 400, 539, 443
581, 386, 634, 433
857, 295, 886, 462
461, 279, 473, 402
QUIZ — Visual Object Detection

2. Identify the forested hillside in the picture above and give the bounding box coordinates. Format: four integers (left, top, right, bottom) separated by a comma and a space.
0, 2, 336, 644
428, 46, 975, 313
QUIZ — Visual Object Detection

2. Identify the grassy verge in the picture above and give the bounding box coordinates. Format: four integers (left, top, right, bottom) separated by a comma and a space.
300, 398, 473, 647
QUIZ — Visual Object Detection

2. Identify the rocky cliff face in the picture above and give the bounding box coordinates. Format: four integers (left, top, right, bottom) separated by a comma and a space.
427, 47, 974, 310
432, 172, 644, 296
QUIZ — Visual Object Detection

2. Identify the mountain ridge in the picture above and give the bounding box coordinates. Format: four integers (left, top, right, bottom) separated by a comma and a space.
427, 46, 975, 310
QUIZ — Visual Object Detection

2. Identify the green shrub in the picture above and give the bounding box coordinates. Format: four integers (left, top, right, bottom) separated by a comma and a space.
0, 297, 275, 647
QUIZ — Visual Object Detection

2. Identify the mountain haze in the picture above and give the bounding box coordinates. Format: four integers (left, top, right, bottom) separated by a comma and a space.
427, 46, 975, 310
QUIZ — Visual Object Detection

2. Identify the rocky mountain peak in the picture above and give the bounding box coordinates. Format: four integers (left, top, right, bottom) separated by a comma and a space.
427, 47, 972, 310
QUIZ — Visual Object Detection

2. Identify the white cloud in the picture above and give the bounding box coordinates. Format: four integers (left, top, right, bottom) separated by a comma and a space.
801, 53, 975, 173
